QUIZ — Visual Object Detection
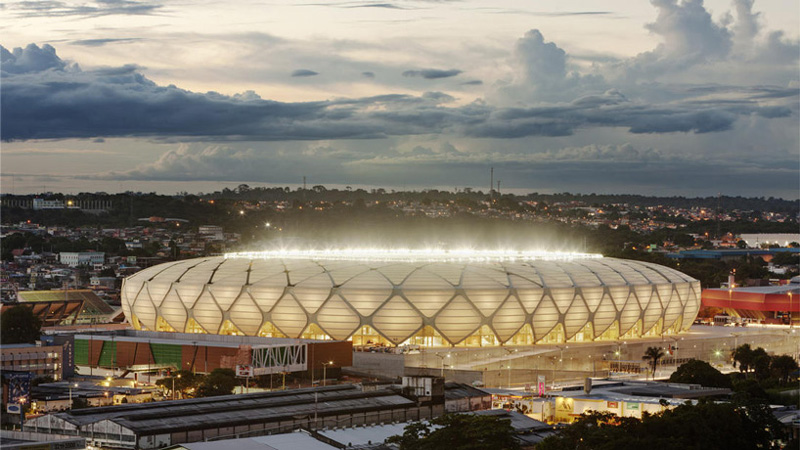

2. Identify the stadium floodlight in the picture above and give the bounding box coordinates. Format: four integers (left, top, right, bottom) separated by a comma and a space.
224, 248, 603, 263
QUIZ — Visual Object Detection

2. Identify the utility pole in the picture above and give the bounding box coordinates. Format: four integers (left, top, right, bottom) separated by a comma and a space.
489, 167, 494, 203
716, 192, 722, 240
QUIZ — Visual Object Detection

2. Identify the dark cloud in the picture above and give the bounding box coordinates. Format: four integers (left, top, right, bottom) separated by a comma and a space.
291, 69, 319, 77
462, 80, 482, 85
0, 44, 71, 74
362, 71, 375, 78
0, 44, 794, 142
90, 141, 798, 199
71, 38, 141, 47
402, 68, 462, 79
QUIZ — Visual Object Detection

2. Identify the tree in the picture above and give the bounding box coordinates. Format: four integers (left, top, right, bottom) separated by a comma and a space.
750, 347, 771, 380
1, 305, 42, 344
155, 370, 200, 398
771, 251, 799, 266
387, 413, 520, 450
71, 398, 89, 410
642, 346, 665, 379
770, 355, 798, 384
731, 344, 755, 373
731, 378, 768, 400
196, 368, 237, 397
98, 267, 117, 278
668, 359, 732, 388
537, 398, 785, 450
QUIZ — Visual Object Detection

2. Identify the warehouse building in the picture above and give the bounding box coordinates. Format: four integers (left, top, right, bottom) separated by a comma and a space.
26, 384, 444, 449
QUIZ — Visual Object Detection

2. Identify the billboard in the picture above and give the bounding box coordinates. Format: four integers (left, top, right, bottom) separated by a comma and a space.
236, 365, 253, 377
2, 372, 32, 404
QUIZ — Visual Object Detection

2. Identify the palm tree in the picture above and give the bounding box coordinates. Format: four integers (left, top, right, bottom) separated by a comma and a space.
731, 343, 754, 373
642, 346, 665, 379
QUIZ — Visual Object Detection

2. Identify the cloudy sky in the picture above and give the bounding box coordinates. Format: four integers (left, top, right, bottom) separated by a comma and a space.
1, 0, 798, 197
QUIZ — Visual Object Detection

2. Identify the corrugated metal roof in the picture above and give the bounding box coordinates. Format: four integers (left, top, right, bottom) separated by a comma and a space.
48, 385, 415, 434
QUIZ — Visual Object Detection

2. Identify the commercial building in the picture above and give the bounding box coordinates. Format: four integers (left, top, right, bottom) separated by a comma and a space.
1, 343, 66, 381
59, 252, 105, 268
701, 276, 800, 325
486, 379, 731, 423
739, 234, 800, 248
120, 250, 701, 347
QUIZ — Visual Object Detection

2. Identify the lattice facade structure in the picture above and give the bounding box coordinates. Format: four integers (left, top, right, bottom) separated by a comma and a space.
120, 256, 701, 347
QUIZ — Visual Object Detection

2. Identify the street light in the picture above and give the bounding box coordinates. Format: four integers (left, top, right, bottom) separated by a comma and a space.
502, 348, 517, 388
68, 383, 78, 409
322, 361, 334, 387
434, 353, 449, 378
172, 374, 181, 400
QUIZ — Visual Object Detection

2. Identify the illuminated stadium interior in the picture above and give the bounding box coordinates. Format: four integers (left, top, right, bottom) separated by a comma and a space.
121, 250, 701, 347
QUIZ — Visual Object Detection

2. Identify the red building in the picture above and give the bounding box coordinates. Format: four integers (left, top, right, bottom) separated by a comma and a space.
72, 330, 352, 379
701, 277, 799, 325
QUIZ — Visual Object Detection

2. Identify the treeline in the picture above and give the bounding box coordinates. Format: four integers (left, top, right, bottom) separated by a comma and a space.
4, 187, 798, 214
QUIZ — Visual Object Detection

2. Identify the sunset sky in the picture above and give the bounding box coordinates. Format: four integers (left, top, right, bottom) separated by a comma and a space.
2, 0, 798, 197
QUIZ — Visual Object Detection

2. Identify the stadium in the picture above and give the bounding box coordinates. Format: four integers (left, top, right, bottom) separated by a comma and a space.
120, 250, 701, 347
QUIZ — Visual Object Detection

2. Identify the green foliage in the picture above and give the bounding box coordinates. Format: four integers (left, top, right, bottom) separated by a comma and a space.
98, 267, 117, 278
71, 398, 89, 410
731, 344, 782, 381
537, 398, 785, 450
770, 355, 799, 383
731, 377, 769, 400
155, 370, 201, 398
387, 414, 520, 450
196, 368, 238, 397
668, 359, 732, 388
771, 251, 799, 266
750, 347, 772, 380
731, 344, 755, 373
31, 376, 55, 387
1, 305, 42, 344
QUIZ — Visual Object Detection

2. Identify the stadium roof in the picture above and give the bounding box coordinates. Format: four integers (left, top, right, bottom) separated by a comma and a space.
17, 289, 115, 316
122, 254, 700, 345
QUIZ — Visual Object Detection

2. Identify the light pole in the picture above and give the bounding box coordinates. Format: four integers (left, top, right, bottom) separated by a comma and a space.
502, 348, 516, 388
434, 353, 448, 378
68, 383, 78, 409
172, 374, 181, 400
322, 361, 333, 387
